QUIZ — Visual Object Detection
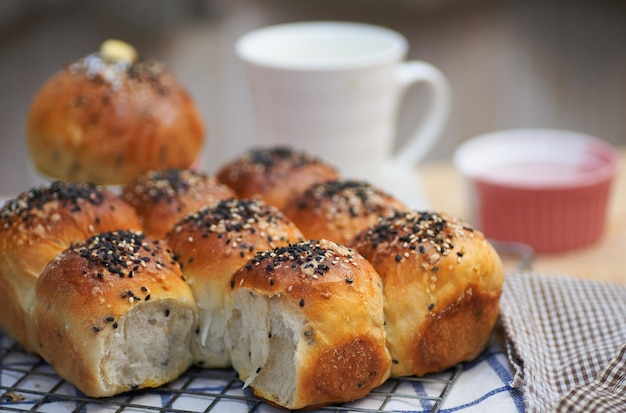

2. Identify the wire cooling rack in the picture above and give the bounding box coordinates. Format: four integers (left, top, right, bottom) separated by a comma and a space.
0, 329, 462, 413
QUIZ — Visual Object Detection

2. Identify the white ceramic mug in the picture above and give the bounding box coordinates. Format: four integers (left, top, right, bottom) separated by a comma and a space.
235, 21, 451, 190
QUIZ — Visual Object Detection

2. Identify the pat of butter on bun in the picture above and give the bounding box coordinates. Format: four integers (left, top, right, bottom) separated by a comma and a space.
100, 39, 138, 63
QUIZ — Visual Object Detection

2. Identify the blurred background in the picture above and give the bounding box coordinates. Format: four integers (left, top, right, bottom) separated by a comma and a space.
1, 0, 625, 196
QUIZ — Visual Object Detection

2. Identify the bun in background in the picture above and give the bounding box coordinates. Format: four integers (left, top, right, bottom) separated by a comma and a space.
122, 168, 235, 239
216, 146, 339, 211
283, 179, 408, 245
27, 40, 204, 185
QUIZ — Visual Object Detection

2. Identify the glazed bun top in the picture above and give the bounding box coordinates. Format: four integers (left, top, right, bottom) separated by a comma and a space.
166, 197, 304, 285
216, 146, 339, 211
35, 230, 194, 321
283, 180, 408, 245
350, 210, 502, 293
27, 40, 204, 185
0, 181, 142, 275
122, 168, 235, 239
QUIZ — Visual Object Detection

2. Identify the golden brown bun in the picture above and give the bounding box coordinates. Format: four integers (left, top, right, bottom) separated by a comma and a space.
216, 146, 339, 211
31, 230, 197, 397
283, 180, 409, 245
350, 211, 503, 377
227, 239, 391, 410
27, 51, 204, 185
166, 198, 304, 368
122, 169, 235, 239
0, 181, 142, 352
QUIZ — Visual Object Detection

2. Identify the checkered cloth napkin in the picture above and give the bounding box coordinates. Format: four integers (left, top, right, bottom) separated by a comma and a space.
499, 272, 626, 413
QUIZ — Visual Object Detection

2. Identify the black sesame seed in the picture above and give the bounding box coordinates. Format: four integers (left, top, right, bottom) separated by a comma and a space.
395, 254, 402, 262
256, 367, 262, 374
299, 299, 305, 307
105, 316, 115, 322
345, 277, 353, 284
165, 309, 170, 317
93, 326, 101, 333
428, 303, 435, 311
145, 294, 151, 301
112, 322, 118, 329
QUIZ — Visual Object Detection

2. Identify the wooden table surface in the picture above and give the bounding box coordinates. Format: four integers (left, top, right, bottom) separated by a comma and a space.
418, 146, 626, 285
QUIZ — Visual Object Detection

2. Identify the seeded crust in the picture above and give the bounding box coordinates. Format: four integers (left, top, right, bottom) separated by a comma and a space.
216, 147, 339, 211
165, 198, 304, 368
350, 211, 504, 377
227, 239, 391, 410
31, 231, 197, 397
283, 180, 409, 245
122, 169, 235, 239
0, 182, 142, 352
27, 52, 204, 185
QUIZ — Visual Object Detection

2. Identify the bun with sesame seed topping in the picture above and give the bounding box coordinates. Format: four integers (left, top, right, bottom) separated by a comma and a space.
216, 146, 339, 211
31, 230, 197, 397
122, 168, 235, 239
27, 40, 204, 185
350, 210, 504, 377
283, 179, 409, 245
0, 181, 142, 352
165, 198, 304, 369
225, 238, 391, 410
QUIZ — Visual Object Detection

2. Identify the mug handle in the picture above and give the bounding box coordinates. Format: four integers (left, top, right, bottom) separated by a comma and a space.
392, 61, 451, 166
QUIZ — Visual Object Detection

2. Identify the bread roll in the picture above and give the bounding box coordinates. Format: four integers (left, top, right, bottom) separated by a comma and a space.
122, 168, 235, 239
226, 239, 391, 410
350, 211, 504, 377
166, 198, 304, 368
216, 146, 339, 211
27, 40, 204, 185
283, 179, 408, 245
0, 181, 142, 352
31, 230, 196, 397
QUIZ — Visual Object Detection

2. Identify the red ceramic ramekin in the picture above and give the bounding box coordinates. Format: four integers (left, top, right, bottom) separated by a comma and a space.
453, 129, 619, 253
